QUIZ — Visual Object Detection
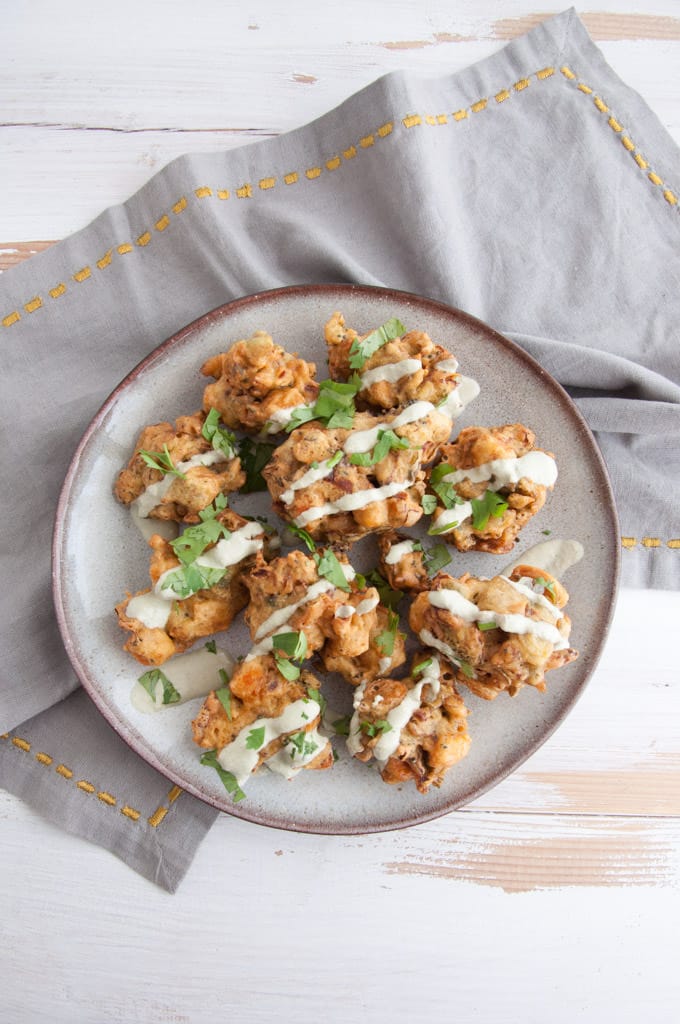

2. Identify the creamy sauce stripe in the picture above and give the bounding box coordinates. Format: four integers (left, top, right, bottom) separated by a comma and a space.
217, 698, 323, 785
427, 588, 568, 649
133, 449, 230, 519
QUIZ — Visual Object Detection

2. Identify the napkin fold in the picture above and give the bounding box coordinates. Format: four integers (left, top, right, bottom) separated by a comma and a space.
1, 8, 678, 890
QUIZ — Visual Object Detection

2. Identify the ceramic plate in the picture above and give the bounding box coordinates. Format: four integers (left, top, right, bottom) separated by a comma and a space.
53, 284, 619, 833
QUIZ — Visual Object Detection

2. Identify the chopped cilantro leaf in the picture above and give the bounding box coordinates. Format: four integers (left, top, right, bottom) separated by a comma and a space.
199, 749, 246, 802
204, 639, 217, 654
478, 621, 498, 632
421, 494, 438, 516
471, 490, 508, 531
160, 561, 226, 599
427, 518, 457, 536
306, 686, 327, 716
245, 726, 266, 750
360, 719, 393, 738
412, 657, 433, 677
422, 542, 451, 577
542, 529, 552, 536
332, 715, 351, 736
349, 428, 409, 467
458, 660, 476, 679
534, 576, 557, 597
286, 730, 319, 759
138, 444, 186, 479
238, 438, 276, 493
215, 669, 232, 720
287, 377, 361, 433
138, 668, 181, 706
348, 318, 406, 370
272, 631, 308, 661
363, 569, 403, 610
170, 514, 231, 565
375, 609, 401, 657
202, 407, 237, 459
314, 549, 351, 592
274, 656, 300, 680
286, 523, 317, 552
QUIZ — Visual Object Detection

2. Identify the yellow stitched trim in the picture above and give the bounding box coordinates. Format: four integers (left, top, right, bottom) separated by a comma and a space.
359, 135, 374, 148
1, 733, 10, 740
471, 99, 487, 113
634, 153, 648, 169
305, 166, 322, 179
495, 89, 510, 103
172, 196, 188, 214
56, 764, 73, 779
77, 780, 95, 794
217, 189, 230, 200
73, 267, 91, 283
118, 243, 133, 255
538, 66, 556, 79
343, 146, 357, 160
49, 284, 66, 299
453, 109, 467, 121
621, 537, 637, 549
236, 183, 253, 198
35, 752, 53, 766
259, 177, 276, 190
148, 806, 169, 828
577, 83, 593, 95
621, 135, 635, 152
155, 215, 170, 232
326, 156, 341, 171
378, 122, 393, 137
284, 171, 298, 184
663, 190, 678, 206
514, 78, 530, 92
12, 737, 31, 752
436, 114, 447, 125
24, 296, 42, 313
98, 791, 117, 806
559, 66, 575, 80
608, 116, 623, 133
403, 114, 421, 128
642, 537, 661, 548
136, 232, 151, 247
668, 539, 680, 549
195, 186, 212, 198
593, 96, 608, 113
621, 537, 680, 549
648, 172, 663, 185
425, 115, 436, 126
121, 805, 141, 821
168, 785, 182, 804
96, 250, 113, 269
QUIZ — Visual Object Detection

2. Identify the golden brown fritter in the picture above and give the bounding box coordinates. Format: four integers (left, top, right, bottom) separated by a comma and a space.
114, 411, 245, 522
319, 603, 407, 686
377, 531, 432, 594
191, 656, 333, 777
409, 566, 577, 699
346, 652, 471, 793
263, 405, 452, 544
116, 510, 273, 665
324, 311, 465, 413
426, 424, 555, 554
201, 330, 319, 434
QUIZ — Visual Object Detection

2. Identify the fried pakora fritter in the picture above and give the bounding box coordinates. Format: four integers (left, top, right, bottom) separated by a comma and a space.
191, 655, 333, 784
346, 652, 471, 793
426, 424, 557, 554
324, 311, 478, 418
201, 330, 319, 434
409, 565, 577, 699
263, 403, 452, 543
377, 530, 432, 594
319, 603, 407, 686
116, 509, 273, 665
115, 411, 245, 522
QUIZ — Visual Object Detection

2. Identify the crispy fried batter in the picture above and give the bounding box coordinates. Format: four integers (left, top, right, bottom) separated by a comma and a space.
408, 567, 578, 699
378, 530, 431, 593
201, 330, 319, 434
191, 656, 333, 776
263, 405, 453, 543
347, 652, 471, 793
320, 603, 406, 685
114, 411, 245, 521
325, 312, 462, 413
116, 510, 272, 665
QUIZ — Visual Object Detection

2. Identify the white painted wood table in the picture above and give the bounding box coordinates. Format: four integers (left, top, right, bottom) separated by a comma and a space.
2, 3, 679, 1021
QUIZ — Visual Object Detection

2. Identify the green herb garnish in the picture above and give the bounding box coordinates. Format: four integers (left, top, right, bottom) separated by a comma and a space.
363, 569, 403, 610
273, 630, 307, 681
138, 444, 186, 479
138, 668, 181, 706
427, 518, 457, 536
349, 428, 410, 467
306, 686, 327, 715
314, 549, 351, 592
215, 669, 232, 720
470, 490, 508, 531
332, 715, 351, 736
170, 513, 231, 565
457, 660, 476, 679
348, 318, 406, 370
202, 407, 237, 459
412, 657, 433, 676
360, 719, 393, 737
375, 609, 401, 657
286, 523, 317, 552
421, 494, 438, 516
245, 726, 266, 750
286, 730, 319, 758
204, 639, 217, 654
534, 576, 557, 597
238, 437, 277, 493
287, 376, 361, 432
160, 561, 226, 599
200, 749, 246, 802
422, 542, 451, 577
478, 621, 498, 632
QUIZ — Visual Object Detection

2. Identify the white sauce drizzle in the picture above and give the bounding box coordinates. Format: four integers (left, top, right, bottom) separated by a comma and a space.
130, 647, 234, 713
428, 588, 568, 649
373, 657, 442, 764
293, 479, 413, 527
384, 539, 417, 565
434, 357, 459, 373
502, 539, 584, 580
263, 403, 312, 435
430, 501, 474, 535
360, 358, 423, 388
266, 728, 330, 779
502, 576, 562, 620
125, 522, 264, 629
418, 628, 468, 671
437, 375, 480, 419
132, 450, 230, 519
441, 451, 557, 489
217, 698, 321, 786
378, 656, 393, 675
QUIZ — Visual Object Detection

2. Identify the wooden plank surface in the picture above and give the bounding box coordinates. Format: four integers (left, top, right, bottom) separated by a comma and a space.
1, 2, 679, 1020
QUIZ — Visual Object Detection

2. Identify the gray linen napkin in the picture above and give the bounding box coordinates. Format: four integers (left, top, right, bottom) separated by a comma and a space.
1, 8, 678, 890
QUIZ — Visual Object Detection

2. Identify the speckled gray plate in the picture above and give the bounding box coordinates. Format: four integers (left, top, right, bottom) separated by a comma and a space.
53, 284, 619, 833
